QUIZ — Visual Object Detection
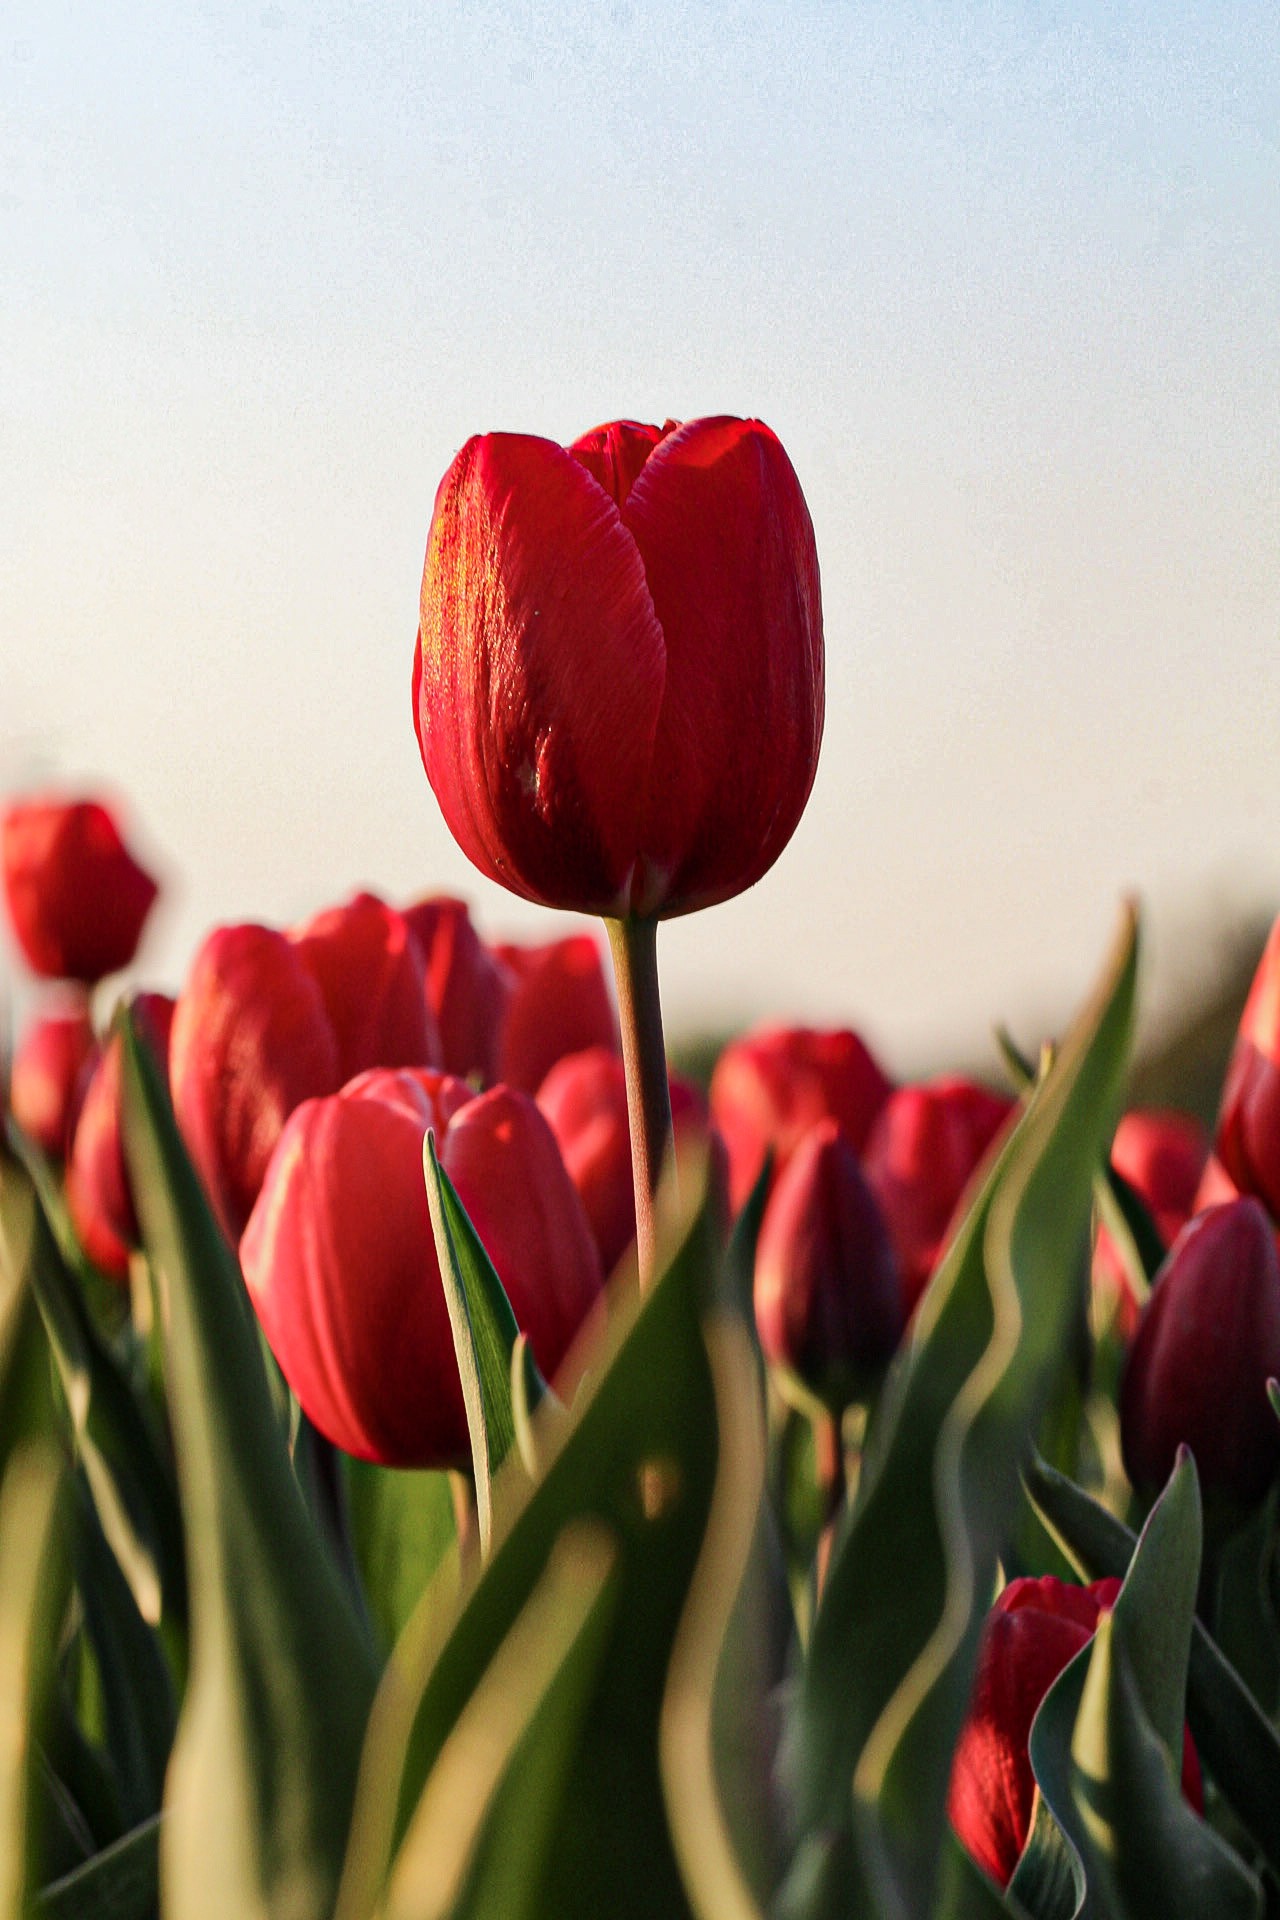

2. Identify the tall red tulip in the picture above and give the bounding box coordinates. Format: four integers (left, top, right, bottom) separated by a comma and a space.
2, 795, 158, 984
8, 1000, 98, 1159
66, 993, 175, 1281
1217, 915, 1280, 1221
413, 416, 823, 920
493, 933, 617, 1096
401, 895, 511, 1084
240, 1070, 602, 1468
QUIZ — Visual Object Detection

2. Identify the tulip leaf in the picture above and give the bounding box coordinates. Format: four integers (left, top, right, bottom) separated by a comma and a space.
35, 1815, 161, 1920
338, 1151, 728, 1920
510, 1332, 562, 1479
344, 1458, 460, 1658
783, 907, 1138, 1920
933, 1826, 1029, 1918
423, 1131, 520, 1554
118, 1013, 379, 1920
1025, 1453, 1280, 1881
0, 1443, 66, 1918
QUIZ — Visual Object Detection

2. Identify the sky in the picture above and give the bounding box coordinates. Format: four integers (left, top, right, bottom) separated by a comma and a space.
4, 2, 1279, 1070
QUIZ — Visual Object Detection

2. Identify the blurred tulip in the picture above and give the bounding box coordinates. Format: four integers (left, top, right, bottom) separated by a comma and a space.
492, 933, 617, 1096
170, 924, 341, 1242
290, 890, 440, 1080
753, 1119, 903, 1412
1120, 1198, 1280, 1514
66, 993, 175, 1281
241, 1071, 603, 1467
863, 1077, 1014, 1313
414, 416, 823, 919
1217, 915, 1280, 1222
536, 1044, 711, 1277
401, 895, 511, 1084
1, 795, 158, 984
710, 1024, 893, 1217
948, 1575, 1201, 1888
8, 999, 98, 1158
1093, 1108, 1209, 1330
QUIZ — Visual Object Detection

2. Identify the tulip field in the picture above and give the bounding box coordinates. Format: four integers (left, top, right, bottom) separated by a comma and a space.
4, 418, 1280, 1920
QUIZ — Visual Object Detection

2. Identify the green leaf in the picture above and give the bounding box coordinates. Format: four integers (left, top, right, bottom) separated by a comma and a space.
338, 1154, 727, 1920
510, 1333, 563, 1479
0, 1444, 66, 1919
1025, 1454, 1280, 1883
783, 907, 1139, 1920
344, 1458, 460, 1659
423, 1132, 520, 1554
933, 1826, 1027, 1919
118, 1013, 379, 1920
35, 1815, 161, 1920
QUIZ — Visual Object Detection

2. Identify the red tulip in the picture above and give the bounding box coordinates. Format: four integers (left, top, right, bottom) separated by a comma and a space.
753, 1119, 903, 1411
536, 1045, 711, 1278
8, 999, 98, 1159
949, 1575, 1201, 1888
1217, 915, 1280, 1222
414, 416, 824, 919
862, 1078, 1014, 1313
401, 895, 511, 1084
289, 891, 441, 1081
66, 993, 175, 1281
709, 1024, 893, 1218
240, 1071, 603, 1467
2, 795, 158, 984
1093, 1108, 1209, 1330
1120, 1198, 1280, 1513
170, 924, 341, 1242
492, 933, 617, 1096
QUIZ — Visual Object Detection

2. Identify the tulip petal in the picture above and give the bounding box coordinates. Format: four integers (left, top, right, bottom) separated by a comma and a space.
622, 417, 824, 915
417, 434, 666, 914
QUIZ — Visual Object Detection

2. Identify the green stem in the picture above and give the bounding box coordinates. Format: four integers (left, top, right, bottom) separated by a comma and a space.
605, 915, 672, 1288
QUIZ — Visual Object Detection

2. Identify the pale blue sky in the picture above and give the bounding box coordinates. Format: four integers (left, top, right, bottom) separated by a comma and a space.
4, 3, 1279, 1064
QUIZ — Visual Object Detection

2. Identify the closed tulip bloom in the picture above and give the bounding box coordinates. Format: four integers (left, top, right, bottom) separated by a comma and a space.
414, 416, 823, 919
863, 1078, 1014, 1313
948, 1576, 1201, 1889
401, 895, 511, 1084
1120, 1198, 1280, 1513
1217, 915, 1280, 1222
66, 993, 175, 1281
753, 1120, 903, 1412
2, 795, 158, 984
241, 1071, 603, 1468
290, 891, 441, 1081
492, 933, 617, 1096
536, 1045, 710, 1278
170, 924, 341, 1243
8, 1000, 98, 1159
710, 1024, 894, 1217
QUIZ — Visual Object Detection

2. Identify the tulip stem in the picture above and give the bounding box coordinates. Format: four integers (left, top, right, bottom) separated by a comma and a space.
606, 915, 672, 1288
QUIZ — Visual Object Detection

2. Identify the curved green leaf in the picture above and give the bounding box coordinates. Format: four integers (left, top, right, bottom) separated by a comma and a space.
35, 1814, 161, 1920
345, 1459, 460, 1659
0, 1444, 65, 1919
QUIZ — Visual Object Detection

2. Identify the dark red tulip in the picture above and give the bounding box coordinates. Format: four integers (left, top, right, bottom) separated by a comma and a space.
1, 795, 158, 984
753, 1119, 903, 1411
401, 895, 512, 1084
709, 1024, 893, 1218
414, 416, 824, 919
170, 923, 341, 1243
948, 1575, 1201, 1889
240, 1071, 603, 1468
863, 1078, 1015, 1313
1093, 1108, 1209, 1331
492, 933, 617, 1096
8, 999, 98, 1159
536, 1045, 710, 1278
66, 993, 175, 1281
1217, 916, 1280, 1222
289, 890, 440, 1081
1120, 1198, 1280, 1513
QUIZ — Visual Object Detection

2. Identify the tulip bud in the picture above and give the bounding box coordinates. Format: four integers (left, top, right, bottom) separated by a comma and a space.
1, 795, 159, 984
401, 895, 511, 1084
240, 1071, 603, 1468
1216, 915, 1280, 1222
709, 1024, 893, 1217
289, 890, 441, 1080
536, 1045, 711, 1278
414, 416, 823, 920
66, 993, 175, 1281
753, 1120, 903, 1412
948, 1575, 1201, 1889
492, 934, 617, 1096
1093, 1108, 1209, 1330
1120, 1198, 1280, 1514
170, 923, 341, 1242
8, 999, 98, 1159
862, 1078, 1014, 1313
